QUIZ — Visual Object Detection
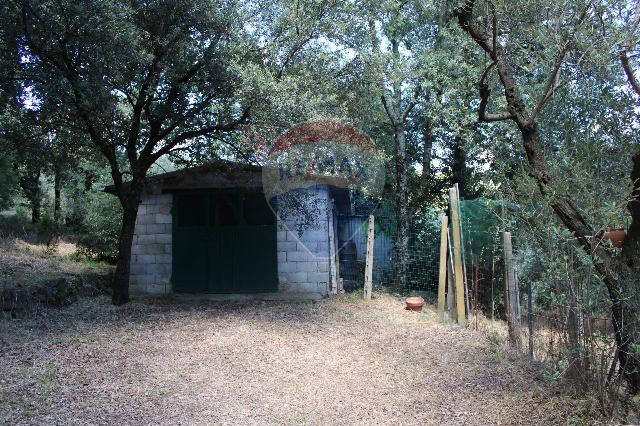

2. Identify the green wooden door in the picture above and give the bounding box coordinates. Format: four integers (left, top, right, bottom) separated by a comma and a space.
172, 193, 209, 293
172, 189, 278, 293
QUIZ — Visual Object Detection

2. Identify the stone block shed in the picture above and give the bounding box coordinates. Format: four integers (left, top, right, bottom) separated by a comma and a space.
105, 162, 349, 299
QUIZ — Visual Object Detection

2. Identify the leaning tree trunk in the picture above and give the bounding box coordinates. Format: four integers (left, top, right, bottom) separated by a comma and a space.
524, 129, 640, 392
455, 0, 640, 392
112, 185, 142, 305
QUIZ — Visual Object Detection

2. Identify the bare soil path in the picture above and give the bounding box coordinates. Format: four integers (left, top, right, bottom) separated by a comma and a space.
1, 294, 585, 425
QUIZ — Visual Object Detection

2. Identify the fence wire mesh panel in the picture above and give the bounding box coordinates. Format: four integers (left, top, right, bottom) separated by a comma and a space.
456, 197, 624, 395
337, 209, 441, 294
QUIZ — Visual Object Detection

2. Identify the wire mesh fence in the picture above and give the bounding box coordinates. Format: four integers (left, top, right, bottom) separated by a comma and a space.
338, 192, 625, 397
336, 187, 626, 399
456, 198, 623, 398
336, 209, 442, 294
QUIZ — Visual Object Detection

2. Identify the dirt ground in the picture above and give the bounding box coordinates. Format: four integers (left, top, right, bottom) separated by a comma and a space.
0, 293, 592, 425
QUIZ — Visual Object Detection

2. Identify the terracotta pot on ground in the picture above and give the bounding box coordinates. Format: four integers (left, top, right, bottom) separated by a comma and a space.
405, 296, 425, 312
603, 228, 625, 248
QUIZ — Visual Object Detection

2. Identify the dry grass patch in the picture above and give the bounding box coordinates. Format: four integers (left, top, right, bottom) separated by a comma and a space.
1, 238, 112, 314
0, 293, 596, 425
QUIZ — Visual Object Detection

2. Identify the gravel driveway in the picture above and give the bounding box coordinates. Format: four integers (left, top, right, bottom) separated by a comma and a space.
1, 294, 584, 425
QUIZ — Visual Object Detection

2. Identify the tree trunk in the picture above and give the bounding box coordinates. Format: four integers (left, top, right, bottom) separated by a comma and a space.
421, 116, 433, 195
112, 200, 138, 305
408, 111, 435, 211
112, 184, 142, 306
395, 123, 409, 287
31, 196, 41, 224
523, 130, 640, 392
53, 167, 62, 225
608, 147, 640, 390
29, 169, 41, 224
455, 1, 640, 390
84, 171, 94, 192
623, 150, 640, 268
19, 164, 42, 223
566, 257, 586, 390
451, 136, 470, 198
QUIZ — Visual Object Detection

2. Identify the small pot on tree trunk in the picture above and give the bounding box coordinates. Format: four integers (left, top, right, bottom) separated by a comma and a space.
603, 228, 625, 248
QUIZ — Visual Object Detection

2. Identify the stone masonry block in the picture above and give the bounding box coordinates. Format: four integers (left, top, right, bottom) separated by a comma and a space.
308, 272, 329, 283
156, 254, 172, 264
146, 223, 165, 234
144, 244, 165, 255
317, 261, 329, 273
145, 204, 160, 214
298, 241, 317, 252
139, 254, 156, 264
156, 213, 172, 224
287, 251, 311, 262
303, 230, 328, 242
314, 251, 330, 259
296, 282, 324, 293
277, 251, 286, 263
137, 274, 155, 286
286, 230, 303, 241
138, 234, 155, 245
277, 231, 287, 242
134, 224, 146, 235
277, 241, 296, 252
286, 272, 308, 283
296, 262, 318, 272
156, 233, 172, 244
136, 214, 154, 226
130, 263, 145, 275
144, 264, 160, 275
278, 262, 296, 273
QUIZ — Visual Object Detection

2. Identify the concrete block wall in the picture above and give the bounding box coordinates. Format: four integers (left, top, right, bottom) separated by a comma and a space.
277, 185, 332, 295
129, 193, 173, 294
128, 184, 333, 298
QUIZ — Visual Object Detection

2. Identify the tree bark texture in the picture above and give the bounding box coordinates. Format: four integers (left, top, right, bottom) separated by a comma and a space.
395, 123, 409, 288
26, 168, 41, 224
111, 181, 143, 305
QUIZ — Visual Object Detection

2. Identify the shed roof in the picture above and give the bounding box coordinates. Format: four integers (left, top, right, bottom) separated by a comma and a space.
104, 161, 263, 194
104, 160, 352, 207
